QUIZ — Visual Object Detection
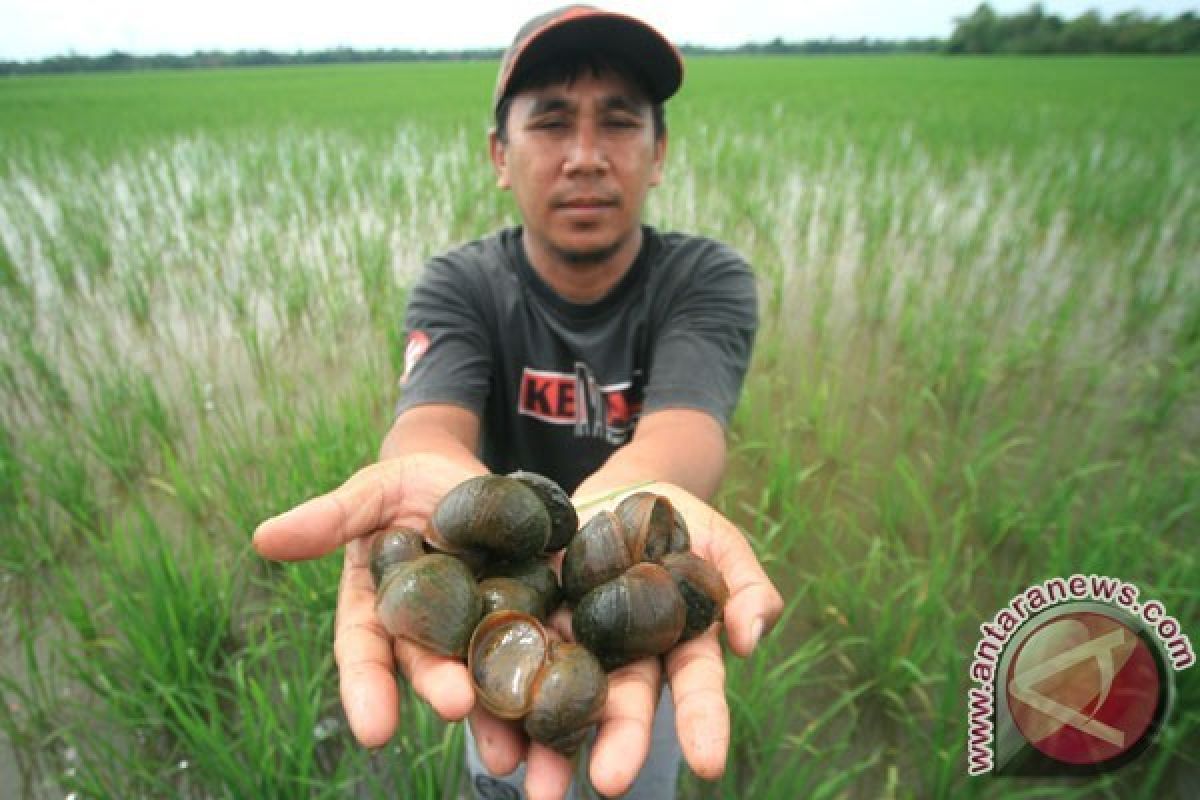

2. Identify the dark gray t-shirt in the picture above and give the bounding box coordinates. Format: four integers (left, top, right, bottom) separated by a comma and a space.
396, 225, 757, 494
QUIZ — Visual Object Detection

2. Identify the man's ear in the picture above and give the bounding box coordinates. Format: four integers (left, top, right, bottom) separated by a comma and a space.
649, 130, 668, 187
488, 129, 511, 189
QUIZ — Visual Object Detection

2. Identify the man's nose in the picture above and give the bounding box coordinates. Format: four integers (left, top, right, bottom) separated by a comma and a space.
564, 121, 607, 174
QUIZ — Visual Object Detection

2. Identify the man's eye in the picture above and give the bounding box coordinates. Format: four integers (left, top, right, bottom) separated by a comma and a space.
605, 116, 641, 129
532, 118, 568, 129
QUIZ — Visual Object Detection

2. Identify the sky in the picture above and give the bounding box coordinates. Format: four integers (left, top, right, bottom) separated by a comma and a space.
2, 1, 1197, 61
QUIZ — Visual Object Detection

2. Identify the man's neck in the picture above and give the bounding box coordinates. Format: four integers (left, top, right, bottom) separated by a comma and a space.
522, 227, 644, 304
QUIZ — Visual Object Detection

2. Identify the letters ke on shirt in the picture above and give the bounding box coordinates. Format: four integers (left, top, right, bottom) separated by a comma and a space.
518, 363, 641, 445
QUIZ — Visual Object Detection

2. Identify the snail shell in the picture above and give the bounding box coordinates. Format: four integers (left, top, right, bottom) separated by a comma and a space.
478, 559, 562, 620
424, 539, 490, 576
479, 577, 547, 620
561, 511, 635, 603
614, 492, 690, 562
509, 470, 578, 552
368, 527, 426, 587
524, 642, 608, 755
428, 475, 551, 563
469, 611, 547, 719
572, 562, 686, 671
661, 552, 729, 641
561, 494, 691, 604
468, 611, 607, 754
375, 553, 482, 657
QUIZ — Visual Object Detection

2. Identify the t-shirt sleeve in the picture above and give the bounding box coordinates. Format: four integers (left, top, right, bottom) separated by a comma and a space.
642, 242, 758, 426
394, 255, 493, 417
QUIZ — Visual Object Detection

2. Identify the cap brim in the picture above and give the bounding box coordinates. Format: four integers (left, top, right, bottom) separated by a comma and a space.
497, 12, 683, 108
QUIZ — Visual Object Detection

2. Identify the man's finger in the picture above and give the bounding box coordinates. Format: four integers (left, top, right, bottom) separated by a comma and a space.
394, 638, 476, 722
524, 743, 574, 800
466, 708, 527, 778
588, 656, 661, 797
334, 541, 400, 747
693, 506, 784, 657
254, 464, 398, 561
722, 578, 785, 657
664, 628, 728, 781
546, 606, 574, 641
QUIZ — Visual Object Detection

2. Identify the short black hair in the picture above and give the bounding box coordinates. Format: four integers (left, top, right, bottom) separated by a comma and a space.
493, 51, 667, 144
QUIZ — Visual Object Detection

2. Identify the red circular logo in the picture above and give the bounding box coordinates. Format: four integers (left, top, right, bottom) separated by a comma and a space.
1005, 612, 1162, 766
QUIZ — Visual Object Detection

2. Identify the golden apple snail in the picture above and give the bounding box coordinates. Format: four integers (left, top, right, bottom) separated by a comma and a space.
478, 576, 547, 619
375, 553, 482, 657
478, 559, 562, 620
468, 611, 607, 754
427, 474, 552, 562
572, 562, 686, 671
613, 491, 690, 561
368, 527, 427, 586
661, 551, 730, 642
508, 470, 579, 553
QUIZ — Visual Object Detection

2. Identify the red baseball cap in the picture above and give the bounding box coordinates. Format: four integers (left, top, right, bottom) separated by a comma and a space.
494, 5, 684, 110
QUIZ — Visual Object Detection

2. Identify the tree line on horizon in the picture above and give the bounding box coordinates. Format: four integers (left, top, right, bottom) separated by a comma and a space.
947, 4, 1200, 53
2, 5, 1198, 76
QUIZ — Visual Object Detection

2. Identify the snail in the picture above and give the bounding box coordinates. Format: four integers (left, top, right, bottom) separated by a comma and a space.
477, 559, 562, 621
478, 577, 548, 619
572, 563, 685, 670
508, 470, 579, 553
426, 474, 553, 563
661, 551, 730, 642
564, 493, 729, 671
374, 551, 482, 658
613, 491, 690, 562
468, 611, 607, 754
369, 527, 427, 587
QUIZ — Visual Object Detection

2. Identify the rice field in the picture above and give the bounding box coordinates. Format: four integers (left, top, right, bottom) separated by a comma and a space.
1, 55, 1197, 798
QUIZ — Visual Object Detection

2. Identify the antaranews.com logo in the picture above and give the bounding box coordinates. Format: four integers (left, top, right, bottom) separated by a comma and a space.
967, 574, 1194, 776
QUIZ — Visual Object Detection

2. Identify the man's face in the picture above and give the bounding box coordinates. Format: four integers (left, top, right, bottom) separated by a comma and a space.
489, 71, 667, 266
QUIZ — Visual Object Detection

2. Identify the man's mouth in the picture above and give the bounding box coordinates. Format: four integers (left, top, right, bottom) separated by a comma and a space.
555, 195, 619, 210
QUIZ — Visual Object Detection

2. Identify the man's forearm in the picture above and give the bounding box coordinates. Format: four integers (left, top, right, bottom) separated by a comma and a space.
379, 405, 488, 474
573, 409, 727, 502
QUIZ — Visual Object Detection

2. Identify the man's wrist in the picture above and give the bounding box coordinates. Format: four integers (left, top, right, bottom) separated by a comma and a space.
571, 477, 674, 524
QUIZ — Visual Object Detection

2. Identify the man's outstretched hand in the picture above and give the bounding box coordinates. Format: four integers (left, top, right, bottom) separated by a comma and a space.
252, 454, 484, 743
566, 483, 785, 794
252, 458, 783, 800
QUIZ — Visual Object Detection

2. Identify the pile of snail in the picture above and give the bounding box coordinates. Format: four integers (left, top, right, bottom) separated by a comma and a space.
368, 471, 728, 753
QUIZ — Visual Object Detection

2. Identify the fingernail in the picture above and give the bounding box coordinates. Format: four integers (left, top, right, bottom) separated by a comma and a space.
749, 618, 764, 650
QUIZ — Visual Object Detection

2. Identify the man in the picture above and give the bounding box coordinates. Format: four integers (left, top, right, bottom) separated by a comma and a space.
253, 6, 783, 799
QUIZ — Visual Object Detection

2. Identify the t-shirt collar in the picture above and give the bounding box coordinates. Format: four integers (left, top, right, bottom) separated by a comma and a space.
509, 226, 657, 321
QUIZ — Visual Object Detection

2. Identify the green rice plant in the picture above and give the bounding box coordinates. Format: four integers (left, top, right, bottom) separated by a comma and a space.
80, 367, 177, 488
37, 510, 233, 796
19, 434, 99, 546
0, 594, 64, 794
56, 508, 235, 727
0, 421, 20, 529
120, 268, 153, 329
13, 338, 71, 416
0, 236, 23, 296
